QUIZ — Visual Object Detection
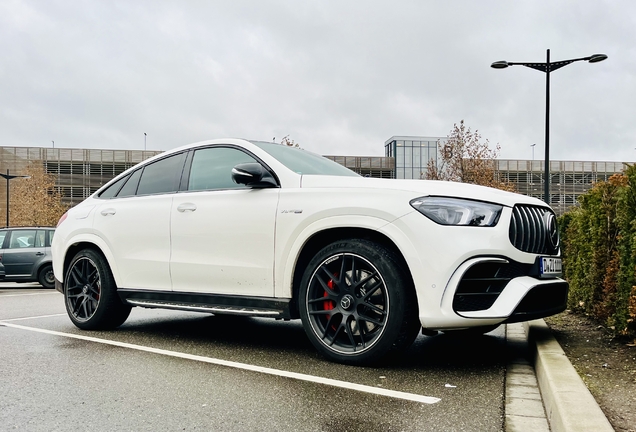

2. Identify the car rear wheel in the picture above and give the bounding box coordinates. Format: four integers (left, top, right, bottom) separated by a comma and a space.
64, 249, 131, 330
299, 239, 420, 365
38, 264, 55, 289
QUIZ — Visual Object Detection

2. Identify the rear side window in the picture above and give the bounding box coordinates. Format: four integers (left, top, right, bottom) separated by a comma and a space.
136, 153, 186, 196
98, 174, 129, 199
117, 169, 143, 198
9, 230, 37, 249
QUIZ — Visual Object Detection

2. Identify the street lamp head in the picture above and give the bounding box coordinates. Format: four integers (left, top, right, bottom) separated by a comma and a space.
491, 61, 510, 69
588, 54, 608, 63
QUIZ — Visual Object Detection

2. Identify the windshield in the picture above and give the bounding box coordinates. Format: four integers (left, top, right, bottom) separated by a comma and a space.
251, 141, 359, 177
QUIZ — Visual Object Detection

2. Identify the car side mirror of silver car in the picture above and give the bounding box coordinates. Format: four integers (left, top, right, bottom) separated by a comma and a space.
231, 163, 278, 188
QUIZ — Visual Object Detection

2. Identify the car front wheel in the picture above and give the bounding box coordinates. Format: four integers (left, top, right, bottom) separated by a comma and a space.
64, 248, 131, 330
299, 239, 420, 365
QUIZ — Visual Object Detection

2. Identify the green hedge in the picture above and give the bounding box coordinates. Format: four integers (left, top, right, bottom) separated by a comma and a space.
559, 165, 636, 338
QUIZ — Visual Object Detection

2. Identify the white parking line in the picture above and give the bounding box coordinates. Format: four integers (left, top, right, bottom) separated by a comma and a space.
0, 321, 441, 405
1, 292, 60, 297
2, 314, 67, 322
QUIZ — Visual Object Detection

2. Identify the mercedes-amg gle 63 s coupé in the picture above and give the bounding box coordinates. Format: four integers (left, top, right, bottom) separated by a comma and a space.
52, 138, 568, 364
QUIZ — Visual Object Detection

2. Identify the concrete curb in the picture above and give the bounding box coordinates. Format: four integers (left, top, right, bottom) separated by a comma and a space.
523, 319, 614, 432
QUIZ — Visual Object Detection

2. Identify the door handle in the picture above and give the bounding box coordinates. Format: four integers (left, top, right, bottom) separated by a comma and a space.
101, 208, 116, 216
177, 203, 197, 213
35, 252, 44, 256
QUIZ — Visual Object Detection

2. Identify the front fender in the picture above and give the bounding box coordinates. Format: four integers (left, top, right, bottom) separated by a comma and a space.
275, 214, 408, 298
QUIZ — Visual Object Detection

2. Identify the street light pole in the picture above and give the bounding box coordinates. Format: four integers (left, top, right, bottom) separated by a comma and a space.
491, 50, 607, 204
0, 170, 31, 227
531, 143, 536, 160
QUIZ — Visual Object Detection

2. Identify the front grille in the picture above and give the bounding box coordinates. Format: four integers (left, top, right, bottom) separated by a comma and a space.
453, 260, 533, 312
509, 205, 559, 255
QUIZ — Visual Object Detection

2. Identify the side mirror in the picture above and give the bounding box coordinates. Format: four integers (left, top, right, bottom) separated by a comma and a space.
232, 163, 278, 188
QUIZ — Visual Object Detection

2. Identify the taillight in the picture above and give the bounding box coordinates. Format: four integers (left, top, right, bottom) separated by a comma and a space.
57, 212, 68, 227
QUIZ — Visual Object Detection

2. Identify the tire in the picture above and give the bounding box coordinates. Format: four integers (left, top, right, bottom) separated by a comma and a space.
64, 249, 131, 330
38, 264, 55, 289
299, 239, 420, 365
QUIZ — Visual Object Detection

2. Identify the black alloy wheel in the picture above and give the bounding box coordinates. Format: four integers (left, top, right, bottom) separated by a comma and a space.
64, 249, 131, 330
299, 239, 420, 365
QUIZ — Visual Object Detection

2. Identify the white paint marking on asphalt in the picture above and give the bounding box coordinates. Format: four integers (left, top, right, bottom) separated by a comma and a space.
0, 321, 441, 405
2, 314, 67, 322
1, 292, 60, 297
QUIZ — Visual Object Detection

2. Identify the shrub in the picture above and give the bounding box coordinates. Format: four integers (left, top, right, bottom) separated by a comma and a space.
559, 168, 635, 338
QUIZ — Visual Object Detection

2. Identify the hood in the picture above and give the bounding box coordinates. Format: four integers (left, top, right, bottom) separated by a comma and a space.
299, 175, 547, 208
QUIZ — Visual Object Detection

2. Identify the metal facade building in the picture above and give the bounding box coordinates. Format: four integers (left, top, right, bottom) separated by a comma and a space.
495, 159, 626, 215
323, 155, 394, 178
0, 146, 162, 208
384, 136, 443, 180
0, 145, 629, 216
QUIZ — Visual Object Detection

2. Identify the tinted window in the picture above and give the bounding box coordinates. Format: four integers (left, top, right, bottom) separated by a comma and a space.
117, 169, 142, 197
9, 230, 36, 249
98, 174, 129, 199
188, 147, 258, 191
137, 153, 185, 196
35, 230, 46, 248
0, 231, 7, 248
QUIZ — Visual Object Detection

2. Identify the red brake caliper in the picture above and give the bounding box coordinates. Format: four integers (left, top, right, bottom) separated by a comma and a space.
323, 274, 339, 331
323, 278, 335, 311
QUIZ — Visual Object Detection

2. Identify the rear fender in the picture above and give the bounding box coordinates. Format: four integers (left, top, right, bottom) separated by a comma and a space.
58, 233, 121, 287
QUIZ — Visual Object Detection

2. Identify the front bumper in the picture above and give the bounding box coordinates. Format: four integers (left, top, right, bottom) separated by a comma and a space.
384, 206, 568, 330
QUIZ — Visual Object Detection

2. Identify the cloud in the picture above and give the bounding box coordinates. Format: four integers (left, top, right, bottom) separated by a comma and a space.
0, 1, 633, 162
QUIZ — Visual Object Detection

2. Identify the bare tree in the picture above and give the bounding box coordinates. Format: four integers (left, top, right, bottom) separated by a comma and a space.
9, 162, 67, 227
426, 120, 515, 192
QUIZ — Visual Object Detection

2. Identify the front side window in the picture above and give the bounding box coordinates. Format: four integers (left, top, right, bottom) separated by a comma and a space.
188, 147, 258, 191
136, 153, 186, 196
0, 232, 7, 248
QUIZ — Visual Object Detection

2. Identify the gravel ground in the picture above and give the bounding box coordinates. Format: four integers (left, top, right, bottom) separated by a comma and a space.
545, 310, 636, 432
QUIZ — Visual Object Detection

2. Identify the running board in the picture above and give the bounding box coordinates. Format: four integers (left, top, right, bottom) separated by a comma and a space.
127, 299, 282, 317
118, 289, 292, 319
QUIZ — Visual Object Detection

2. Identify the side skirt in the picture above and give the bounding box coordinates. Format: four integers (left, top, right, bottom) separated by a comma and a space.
118, 289, 293, 319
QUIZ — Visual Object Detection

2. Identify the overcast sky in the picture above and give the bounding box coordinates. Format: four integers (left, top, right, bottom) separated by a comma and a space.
1, 1, 634, 162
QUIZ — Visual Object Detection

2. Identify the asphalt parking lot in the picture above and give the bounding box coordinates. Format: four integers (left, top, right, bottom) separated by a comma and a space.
1, 283, 513, 431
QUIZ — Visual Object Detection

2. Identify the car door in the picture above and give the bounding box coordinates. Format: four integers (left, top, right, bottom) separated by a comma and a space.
2, 229, 42, 277
170, 146, 279, 296
92, 152, 186, 291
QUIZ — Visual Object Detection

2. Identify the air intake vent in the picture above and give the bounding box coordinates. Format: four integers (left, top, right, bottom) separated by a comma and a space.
453, 260, 532, 312
509, 205, 560, 255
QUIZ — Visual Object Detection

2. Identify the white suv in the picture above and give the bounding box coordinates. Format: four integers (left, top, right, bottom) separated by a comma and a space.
52, 139, 567, 364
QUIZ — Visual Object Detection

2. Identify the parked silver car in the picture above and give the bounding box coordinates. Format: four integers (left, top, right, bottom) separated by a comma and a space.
0, 227, 55, 288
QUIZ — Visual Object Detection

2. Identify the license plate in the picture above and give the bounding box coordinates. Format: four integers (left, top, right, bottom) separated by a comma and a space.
540, 257, 562, 278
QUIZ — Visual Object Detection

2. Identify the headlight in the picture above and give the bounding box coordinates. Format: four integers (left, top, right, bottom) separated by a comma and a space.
410, 197, 503, 227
